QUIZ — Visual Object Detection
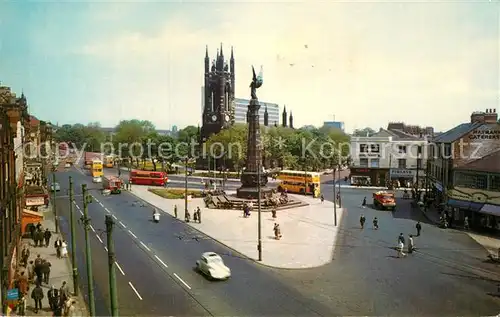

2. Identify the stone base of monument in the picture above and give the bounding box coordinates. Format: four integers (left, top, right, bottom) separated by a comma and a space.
204, 192, 309, 211
236, 186, 274, 199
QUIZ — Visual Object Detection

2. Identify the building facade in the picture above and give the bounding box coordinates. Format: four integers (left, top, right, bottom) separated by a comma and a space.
200, 44, 235, 142
427, 108, 500, 229
350, 128, 428, 187
234, 98, 279, 126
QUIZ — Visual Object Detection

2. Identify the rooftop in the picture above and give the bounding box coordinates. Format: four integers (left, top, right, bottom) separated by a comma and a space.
457, 149, 500, 174
433, 122, 483, 143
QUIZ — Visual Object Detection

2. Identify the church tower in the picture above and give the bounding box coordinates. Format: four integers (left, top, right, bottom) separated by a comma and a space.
200, 43, 235, 142
282, 105, 287, 127
264, 106, 269, 126
289, 111, 294, 129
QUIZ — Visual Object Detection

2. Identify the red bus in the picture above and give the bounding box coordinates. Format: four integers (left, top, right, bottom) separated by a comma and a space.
129, 170, 168, 186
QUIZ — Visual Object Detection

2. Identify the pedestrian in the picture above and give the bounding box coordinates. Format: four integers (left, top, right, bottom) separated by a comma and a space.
34, 254, 42, 266
416, 221, 422, 236
197, 207, 201, 223
271, 208, 277, 218
320, 194, 324, 203
31, 283, 44, 313
60, 281, 69, 303
48, 285, 60, 311
373, 217, 379, 230
21, 245, 30, 266
34, 260, 43, 286
464, 216, 470, 230
17, 271, 29, 298
360, 214, 366, 229
36, 222, 42, 231
36, 229, 44, 247
44, 229, 52, 247
17, 295, 26, 316
362, 197, 367, 207
42, 259, 51, 284
408, 234, 415, 254
193, 209, 198, 222
54, 239, 62, 258
61, 240, 68, 258
64, 299, 76, 317
26, 260, 35, 282
30, 226, 36, 244
174, 204, 178, 218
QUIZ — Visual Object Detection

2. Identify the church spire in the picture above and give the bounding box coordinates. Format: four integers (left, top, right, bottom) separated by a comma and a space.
205, 45, 209, 59
289, 111, 294, 129
230, 46, 234, 60
220, 43, 224, 57
282, 105, 287, 127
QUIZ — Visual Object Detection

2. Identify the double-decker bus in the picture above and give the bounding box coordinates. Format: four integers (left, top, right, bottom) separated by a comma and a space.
104, 155, 114, 168
91, 159, 103, 182
129, 170, 168, 186
276, 170, 321, 198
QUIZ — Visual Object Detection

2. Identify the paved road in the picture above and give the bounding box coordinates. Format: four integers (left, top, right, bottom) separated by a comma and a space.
53, 168, 332, 316
271, 183, 500, 315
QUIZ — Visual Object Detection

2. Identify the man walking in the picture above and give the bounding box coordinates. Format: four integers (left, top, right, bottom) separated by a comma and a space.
42, 259, 51, 284
31, 283, 44, 313
416, 222, 422, 236
44, 229, 52, 247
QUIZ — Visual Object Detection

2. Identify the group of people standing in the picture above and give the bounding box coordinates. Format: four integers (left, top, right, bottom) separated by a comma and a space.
184, 206, 202, 223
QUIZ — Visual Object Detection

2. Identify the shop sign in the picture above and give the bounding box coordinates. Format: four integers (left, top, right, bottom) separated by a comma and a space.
390, 169, 415, 178
469, 129, 500, 140
360, 153, 380, 157
26, 196, 45, 206
448, 190, 471, 201
352, 168, 370, 173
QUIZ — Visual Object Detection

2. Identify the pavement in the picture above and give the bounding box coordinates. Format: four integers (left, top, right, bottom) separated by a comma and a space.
18, 207, 88, 316
128, 185, 344, 269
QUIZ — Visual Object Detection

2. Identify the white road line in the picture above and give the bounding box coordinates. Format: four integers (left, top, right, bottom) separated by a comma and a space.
128, 282, 143, 300
89, 225, 96, 233
93, 197, 100, 203
104, 246, 108, 252
79, 210, 83, 216
112, 214, 117, 220
75, 204, 80, 210
115, 262, 125, 276
173, 273, 191, 290
99, 202, 104, 207
96, 235, 103, 244
154, 255, 168, 268
119, 221, 126, 228
105, 208, 111, 213
139, 241, 151, 251
128, 230, 137, 239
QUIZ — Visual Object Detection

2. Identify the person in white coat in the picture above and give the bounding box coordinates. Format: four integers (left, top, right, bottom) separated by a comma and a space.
60, 240, 68, 258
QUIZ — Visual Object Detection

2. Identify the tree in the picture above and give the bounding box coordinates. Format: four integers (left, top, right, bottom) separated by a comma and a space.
204, 124, 247, 172
113, 119, 155, 162
352, 127, 376, 137
53, 123, 104, 150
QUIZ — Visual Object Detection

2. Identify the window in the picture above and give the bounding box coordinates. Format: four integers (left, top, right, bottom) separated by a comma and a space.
417, 146, 423, 155
359, 144, 368, 153
359, 158, 369, 167
454, 171, 487, 189
490, 175, 500, 192
444, 144, 452, 158
398, 145, 407, 154
398, 159, 406, 168
370, 158, 379, 168
417, 158, 423, 169
370, 144, 380, 153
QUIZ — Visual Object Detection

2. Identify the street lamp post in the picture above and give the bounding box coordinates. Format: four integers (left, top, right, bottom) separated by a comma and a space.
257, 163, 262, 261
333, 167, 337, 226
337, 166, 342, 208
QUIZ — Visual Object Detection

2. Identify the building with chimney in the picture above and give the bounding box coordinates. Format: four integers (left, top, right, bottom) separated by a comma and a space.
233, 98, 279, 126
200, 44, 235, 142
427, 108, 500, 230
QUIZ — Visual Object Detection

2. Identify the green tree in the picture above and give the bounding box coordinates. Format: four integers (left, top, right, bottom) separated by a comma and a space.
113, 119, 155, 164
205, 124, 247, 172
83, 122, 105, 152
352, 127, 376, 137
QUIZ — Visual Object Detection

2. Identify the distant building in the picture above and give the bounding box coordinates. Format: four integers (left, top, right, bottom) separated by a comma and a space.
387, 122, 434, 137
234, 98, 279, 126
323, 121, 345, 132
172, 125, 178, 133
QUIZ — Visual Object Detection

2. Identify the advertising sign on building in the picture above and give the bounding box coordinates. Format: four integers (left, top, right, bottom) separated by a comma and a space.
390, 169, 416, 178
26, 197, 45, 206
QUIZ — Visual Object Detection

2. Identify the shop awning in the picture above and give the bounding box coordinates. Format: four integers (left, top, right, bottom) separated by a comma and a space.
21, 209, 44, 235
479, 204, 500, 217
447, 199, 483, 212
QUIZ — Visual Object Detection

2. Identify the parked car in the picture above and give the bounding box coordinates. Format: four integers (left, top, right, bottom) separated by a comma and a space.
50, 183, 61, 192
93, 177, 102, 183
195, 252, 231, 280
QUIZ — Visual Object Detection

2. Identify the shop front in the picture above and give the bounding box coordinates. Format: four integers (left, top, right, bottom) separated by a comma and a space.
447, 188, 500, 231
21, 209, 43, 236
350, 168, 389, 187
390, 169, 416, 188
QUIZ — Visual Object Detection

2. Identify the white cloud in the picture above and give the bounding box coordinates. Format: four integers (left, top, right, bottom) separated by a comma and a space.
77, 2, 499, 132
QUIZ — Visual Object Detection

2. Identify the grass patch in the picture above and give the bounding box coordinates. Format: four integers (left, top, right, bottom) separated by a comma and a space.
149, 188, 204, 199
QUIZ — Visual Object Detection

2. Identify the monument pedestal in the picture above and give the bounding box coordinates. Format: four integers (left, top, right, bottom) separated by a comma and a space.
237, 98, 271, 198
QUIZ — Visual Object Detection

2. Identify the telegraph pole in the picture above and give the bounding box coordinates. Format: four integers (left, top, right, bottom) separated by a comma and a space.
337, 166, 342, 208
257, 164, 262, 261
52, 173, 59, 233
68, 177, 79, 296
81, 184, 96, 316
184, 157, 188, 220
333, 167, 337, 226
105, 215, 119, 317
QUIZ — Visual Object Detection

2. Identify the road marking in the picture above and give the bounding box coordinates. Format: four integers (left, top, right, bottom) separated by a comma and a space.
119, 221, 126, 228
128, 230, 137, 239
99, 202, 104, 207
75, 204, 80, 210
105, 207, 111, 213
96, 235, 103, 244
79, 210, 83, 216
115, 262, 125, 275
139, 241, 151, 251
89, 225, 96, 233
112, 214, 117, 220
104, 246, 108, 252
154, 255, 168, 268
128, 282, 143, 300
93, 197, 100, 203
173, 273, 191, 290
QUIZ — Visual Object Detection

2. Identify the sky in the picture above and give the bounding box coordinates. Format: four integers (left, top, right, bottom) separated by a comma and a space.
0, 1, 498, 133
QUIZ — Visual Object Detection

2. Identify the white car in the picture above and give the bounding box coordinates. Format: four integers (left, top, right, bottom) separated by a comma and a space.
50, 183, 60, 191
196, 252, 231, 280
93, 177, 102, 183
